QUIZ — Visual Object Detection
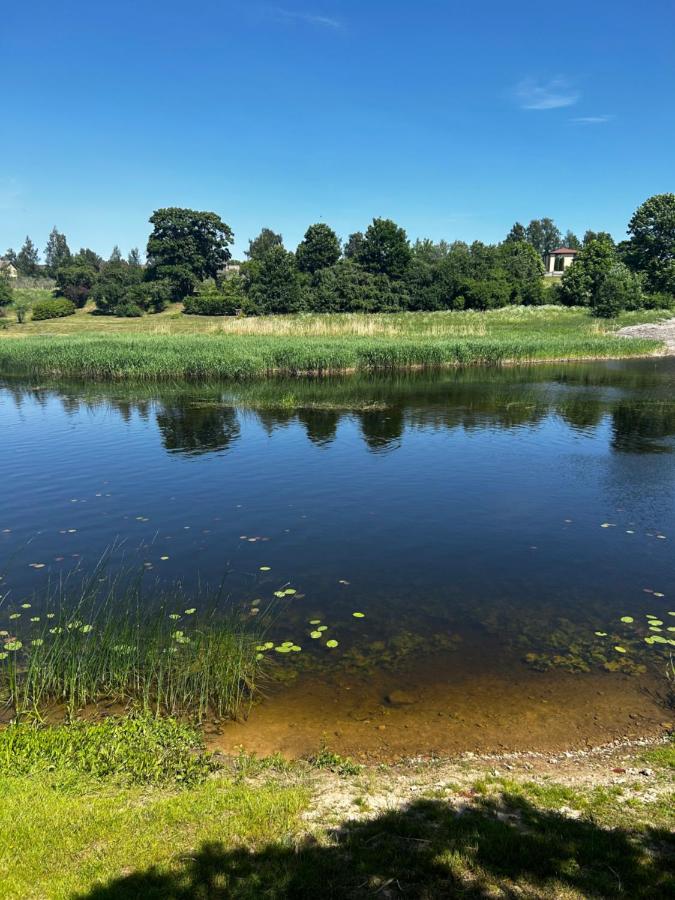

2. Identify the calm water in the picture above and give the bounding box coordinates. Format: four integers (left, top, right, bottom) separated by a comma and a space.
2, 361, 675, 751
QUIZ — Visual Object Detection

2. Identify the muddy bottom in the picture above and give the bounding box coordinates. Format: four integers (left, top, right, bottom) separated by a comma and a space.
211, 645, 671, 762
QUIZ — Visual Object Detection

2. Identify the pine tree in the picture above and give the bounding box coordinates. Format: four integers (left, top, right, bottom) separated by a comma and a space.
109, 245, 123, 263
44, 227, 71, 275
16, 237, 40, 276
127, 247, 142, 267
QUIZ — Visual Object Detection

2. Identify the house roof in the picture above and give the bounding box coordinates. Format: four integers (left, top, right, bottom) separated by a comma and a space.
549, 247, 578, 255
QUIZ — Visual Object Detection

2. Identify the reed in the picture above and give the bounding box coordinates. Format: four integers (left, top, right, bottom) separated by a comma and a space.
0, 570, 264, 722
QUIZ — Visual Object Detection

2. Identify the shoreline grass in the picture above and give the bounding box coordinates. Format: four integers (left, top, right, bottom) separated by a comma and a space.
0, 306, 665, 381
0, 576, 264, 722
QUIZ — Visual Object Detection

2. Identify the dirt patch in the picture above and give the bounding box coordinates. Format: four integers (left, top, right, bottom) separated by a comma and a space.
618, 318, 675, 354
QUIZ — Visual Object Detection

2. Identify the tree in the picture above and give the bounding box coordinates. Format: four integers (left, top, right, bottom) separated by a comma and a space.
44, 227, 71, 275
244, 245, 304, 314
54, 262, 98, 307
109, 245, 123, 263
344, 232, 365, 259
3, 248, 17, 265
16, 237, 40, 276
75, 248, 103, 271
505, 222, 527, 243
296, 223, 341, 274
127, 247, 142, 267
146, 207, 234, 300
245, 228, 283, 261
558, 238, 616, 306
525, 218, 561, 255
592, 263, 643, 318
91, 261, 143, 315
583, 230, 614, 247
624, 193, 675, 294
311, 259, 409, 312
356, 218, 411, 279
562, 230, 581, 250
498, 240, 545, 304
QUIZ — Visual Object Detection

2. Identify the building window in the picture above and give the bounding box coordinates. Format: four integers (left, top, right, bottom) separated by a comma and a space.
554, 255, 565, 272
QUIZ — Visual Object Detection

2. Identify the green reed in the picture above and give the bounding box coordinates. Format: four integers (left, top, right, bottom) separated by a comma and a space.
0, 309, 660, 382
0, 573, 264, 722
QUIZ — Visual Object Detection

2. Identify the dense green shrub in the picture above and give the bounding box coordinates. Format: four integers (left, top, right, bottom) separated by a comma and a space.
91, 261, 143, 315
32, 298, 76, 320
123, 280, 172, 313
114, 301, 144, 317
54, 261, 97, 307
183, 278, 249, 316
592, 264, 643, 318
0, 276, 13, 307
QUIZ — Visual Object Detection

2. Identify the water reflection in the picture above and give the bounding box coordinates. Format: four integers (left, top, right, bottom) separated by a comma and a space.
3, 359, 675, 457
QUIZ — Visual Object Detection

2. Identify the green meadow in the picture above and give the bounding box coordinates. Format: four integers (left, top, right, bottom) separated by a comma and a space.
0, 305, 667, 381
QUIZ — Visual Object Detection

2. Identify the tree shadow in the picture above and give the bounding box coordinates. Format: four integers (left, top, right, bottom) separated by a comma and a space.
77, 793, 674, 899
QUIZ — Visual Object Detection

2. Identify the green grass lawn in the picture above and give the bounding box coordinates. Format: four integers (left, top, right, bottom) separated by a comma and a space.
0, 305, 668, 381
0, 717, 672, 898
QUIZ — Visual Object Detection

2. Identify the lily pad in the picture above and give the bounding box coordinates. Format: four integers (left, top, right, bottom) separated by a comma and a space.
326, 639, 339, 649
594, 631, 608, 637
352, 612, 365, 619
620, 616, 634, 624
310, 631, 322, 639
614, 646, 627, 653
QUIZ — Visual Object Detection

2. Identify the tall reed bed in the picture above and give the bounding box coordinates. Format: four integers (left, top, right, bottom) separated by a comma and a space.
0, 571, 264, 722
0, 329, 659, 382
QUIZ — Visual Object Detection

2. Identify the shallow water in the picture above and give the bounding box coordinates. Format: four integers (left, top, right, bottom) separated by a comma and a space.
2, 360, 675, 757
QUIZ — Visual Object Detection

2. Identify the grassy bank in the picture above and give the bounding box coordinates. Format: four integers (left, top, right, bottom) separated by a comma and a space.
0, 306, 667, 381
0, 716, 672, 898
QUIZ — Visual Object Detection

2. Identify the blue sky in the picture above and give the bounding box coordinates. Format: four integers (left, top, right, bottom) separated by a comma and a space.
1, 1, 674, 259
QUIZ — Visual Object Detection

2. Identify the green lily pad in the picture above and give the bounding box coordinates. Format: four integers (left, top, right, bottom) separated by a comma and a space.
620, 616, 634, 624
594, 631, 608, 637
352, 612, 365, 619
275, 646, 291, 653
614, 646, 627, 653
310, 631, 322, 639
260, 566, 271, 572
326, 639, 339, 649
309, 619, 321, 625
317, 626, 328, 632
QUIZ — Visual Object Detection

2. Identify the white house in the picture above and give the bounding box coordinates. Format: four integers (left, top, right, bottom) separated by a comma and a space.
544, 247, 578, 276
0, 259, 18, 279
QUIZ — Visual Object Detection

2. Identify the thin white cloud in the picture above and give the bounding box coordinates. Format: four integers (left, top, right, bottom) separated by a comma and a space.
515, 78, 579, 110
570, 115, 614, 124
270, 7, 342, 29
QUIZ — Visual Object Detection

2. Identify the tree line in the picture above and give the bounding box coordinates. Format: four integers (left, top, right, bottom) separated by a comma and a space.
2, 194, 674, 319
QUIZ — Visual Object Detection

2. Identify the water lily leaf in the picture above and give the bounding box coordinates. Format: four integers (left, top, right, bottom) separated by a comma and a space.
291, 645, 301, 652
594, 631, 608, 637
274, 591, 286, 598
309, 619, 321, 625
614, 646, 627, 653
4, 641, 22, 651
284, 589, 297, 596
310, 631, 322, 639
326, 639, 339, 648
275, 646, 291, 653
620, 616, 634, 624
259, 566, 271, 572
652, 635, 667, 644
650, 620, 663, 626
184, 608, 196, 615
317, 626, 328, 632
352, 612, 365, 619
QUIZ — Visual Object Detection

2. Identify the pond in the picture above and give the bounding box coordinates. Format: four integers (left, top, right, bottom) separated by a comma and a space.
2, 360, 675, 759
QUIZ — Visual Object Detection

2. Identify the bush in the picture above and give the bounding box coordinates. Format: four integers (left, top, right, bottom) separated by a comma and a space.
592, 264, 643, 318
114, 302, 144, 318
13, 299, 29, 324
0, 276, 13, 307
31, 298, 76, 321
123, 280, 172, 313
642, 291, 675, 310
54, 262, 97, 308
184, 278, 249, 316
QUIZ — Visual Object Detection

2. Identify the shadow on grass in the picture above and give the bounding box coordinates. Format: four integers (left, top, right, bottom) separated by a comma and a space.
77, 793, 674, 899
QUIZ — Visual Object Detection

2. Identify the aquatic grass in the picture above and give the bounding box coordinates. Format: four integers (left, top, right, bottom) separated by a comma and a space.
0, 575, 265, 722
0, 307, 661, 382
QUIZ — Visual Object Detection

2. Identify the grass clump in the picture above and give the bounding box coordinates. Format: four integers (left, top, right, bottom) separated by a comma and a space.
0, 574, 264, 722
0, 714, 217, 785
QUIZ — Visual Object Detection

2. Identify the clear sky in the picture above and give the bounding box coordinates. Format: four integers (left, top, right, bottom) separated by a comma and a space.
2, 1, 674, 260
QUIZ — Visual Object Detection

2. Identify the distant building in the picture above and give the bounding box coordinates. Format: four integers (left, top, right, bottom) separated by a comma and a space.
0, 259, 18, 279
544, 247, 578, 276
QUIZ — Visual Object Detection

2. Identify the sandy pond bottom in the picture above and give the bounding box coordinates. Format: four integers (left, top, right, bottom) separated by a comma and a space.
211, 641, 672, 762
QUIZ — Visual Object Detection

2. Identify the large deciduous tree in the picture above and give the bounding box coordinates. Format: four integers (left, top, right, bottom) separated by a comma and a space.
356, 218, 411, 279
146, 208, 234, 300
624, 193, 675, 294
558, 238, 616, 307
295, 223, 341, 274
245, 228, 283, 261
525, 218, 561, 255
